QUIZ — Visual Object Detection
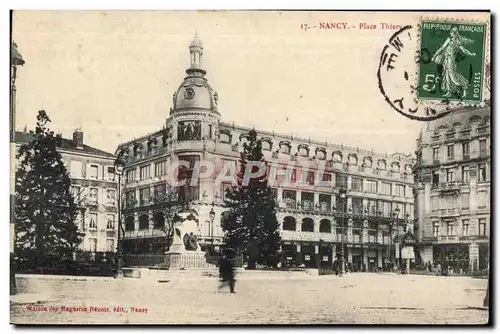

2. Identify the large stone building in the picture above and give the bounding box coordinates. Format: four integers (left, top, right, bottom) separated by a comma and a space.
413, 106, 491, 272
15, 129, 119, 253
116, 35, 415, 271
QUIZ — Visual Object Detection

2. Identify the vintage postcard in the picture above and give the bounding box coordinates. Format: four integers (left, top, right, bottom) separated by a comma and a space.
10, 10, 491, 325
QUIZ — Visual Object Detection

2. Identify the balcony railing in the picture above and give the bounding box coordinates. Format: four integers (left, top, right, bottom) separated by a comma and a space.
445, 132, 455, 140
282, 199, 297, 209
437, 235, 459, 243
281, 230, 336, 243
460, 130, 471, 137
439, 208, 459, 217
476, 126, 488, 135
301, 201, 314, 211
431, 135, 441, 142
439, 181, 460, 192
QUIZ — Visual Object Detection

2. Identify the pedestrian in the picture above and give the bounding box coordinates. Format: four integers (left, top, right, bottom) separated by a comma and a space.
333, 258, 339, 276
218, 254, 236, 293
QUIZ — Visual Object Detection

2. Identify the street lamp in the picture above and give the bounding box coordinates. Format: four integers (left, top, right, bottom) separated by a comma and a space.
209, 203, 216, 253
11, 41, 25, 296
339, 186, 347, 276
393, 206, 401, 272
114, 156, 126, 279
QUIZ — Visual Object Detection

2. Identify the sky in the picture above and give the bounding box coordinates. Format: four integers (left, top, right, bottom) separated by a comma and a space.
12, 10, 455, 156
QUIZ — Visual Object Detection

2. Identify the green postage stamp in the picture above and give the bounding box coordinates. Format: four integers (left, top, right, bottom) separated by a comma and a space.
418, 20, 487, 103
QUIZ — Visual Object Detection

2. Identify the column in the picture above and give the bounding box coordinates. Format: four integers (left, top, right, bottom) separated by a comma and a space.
377, 249, 383, 268
315, 244, 320, 268
134, 212, 139, 231
347, 248, 353, 262
276, 187, 283, 202
347, 175, 352, 190
362, 219, 368, 244
347, 218, 353, 243
296, 244, 302, 266
363, 249, 368, 272
313, 192, 320, 207
347, 196, 353, 212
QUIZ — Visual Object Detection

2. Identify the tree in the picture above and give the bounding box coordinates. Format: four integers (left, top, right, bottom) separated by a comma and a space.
15, 110, 83, 265
150, 180, 183, 252
222, 130, 281, 269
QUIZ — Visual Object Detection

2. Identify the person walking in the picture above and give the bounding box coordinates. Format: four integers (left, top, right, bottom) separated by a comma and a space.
218, 254, 236, 293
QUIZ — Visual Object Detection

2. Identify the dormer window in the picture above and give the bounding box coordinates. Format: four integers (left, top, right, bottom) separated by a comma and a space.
297, 144, 309, 157
147, 138, 157, 152
315, 148, 326, 160
391, 161, 400, 173
261, 138, 273, 151
363, 157, 373, 168
219, 129, 232, 144
279, 141, 291, 154
348, 153, 358, 165
332, 150, 342, 163
133, 144, 143, 157
378, 159, 387, 170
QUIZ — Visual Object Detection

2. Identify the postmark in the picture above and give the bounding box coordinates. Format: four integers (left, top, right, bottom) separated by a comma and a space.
418, 20, 487, 103
377, 18, 489, 122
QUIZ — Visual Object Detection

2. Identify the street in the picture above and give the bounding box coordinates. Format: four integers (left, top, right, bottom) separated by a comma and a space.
11, 273, 488, 324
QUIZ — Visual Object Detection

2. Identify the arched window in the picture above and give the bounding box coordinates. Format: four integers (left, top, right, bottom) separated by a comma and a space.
319, 219, 331, 233
219, 129, 232, 144
316, 148, 326, 160
297, 144, 309, 157
363, 157, 373, 168
133, 143, 143, 157
220, 211, 231, 231
125, 216, 135, 231
153, 212, 165, 229
282, 216, 296, 231
139, 214, 149, 230
348, 153, 358, 165
261, 138, 273, 151
378, 159, 387, 170
391, 162, 400, 173
301, 218, 314, 232
332, 151, 343, 163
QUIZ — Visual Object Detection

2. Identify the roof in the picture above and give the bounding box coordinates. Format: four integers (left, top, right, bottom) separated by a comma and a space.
15, 131, 115, 158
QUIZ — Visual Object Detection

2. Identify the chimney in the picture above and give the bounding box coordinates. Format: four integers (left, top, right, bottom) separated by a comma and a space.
73, 128, 84, 149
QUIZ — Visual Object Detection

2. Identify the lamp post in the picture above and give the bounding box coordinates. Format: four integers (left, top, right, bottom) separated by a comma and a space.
393, 206, 401, 272
114, 156, 126, 279
10, 41, 25, 296
339, 186, 347, 276
209, 203, 215, 254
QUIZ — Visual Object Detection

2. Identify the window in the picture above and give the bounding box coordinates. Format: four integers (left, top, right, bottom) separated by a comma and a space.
139, 188, 150, 206
479, 139, 487, 154
208, 124, 213, 139
478, 219, 487, 236
394, 184, 405, 197
106, 214, 115, 230
154, 183, 166, 201
89, 188, 98, 205
431, 196, 439, 212
446, 169, 454, 182
106, 239, 115, 252
290, 169, 297, 183
154, 160, 166, 177
447, 145, 454, 160
88, 164, 99, 179
478, 164, 487, 182
106, 189, 116, 206
352, 198, 363, 215
380, 182, 392, 195
364, 180, 377, 193
461, 193, 470, 209
477, 191, 487, 209
462, 220, 469, 236
433, 222, 439, 237
367, 199, 378, 216
447, 222, 455, 236
461, 167, 470, 183
336, 174, 347, 188
432, 171, 440, 186
125, 190, 136, 208
70, 160, 83, 178
140, 165, 150, 180
379, 201, 392, 217
106, 166, 115, 180
89, 213, 98, 230
352, 177, 363, 191
71, 186, 81, 202
322, 173, 332, 183
306, 171, 315, 186
126, 169, 136, 182
220, 182, 234, 201
432, 147, 439, 161
462, 142, 470, 157
89, 238, 97, 252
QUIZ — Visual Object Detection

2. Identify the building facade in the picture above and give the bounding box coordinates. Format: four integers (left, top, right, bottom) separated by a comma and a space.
15, 129, 119, 253
413, 106, 491, 272
116, 35, 415, 271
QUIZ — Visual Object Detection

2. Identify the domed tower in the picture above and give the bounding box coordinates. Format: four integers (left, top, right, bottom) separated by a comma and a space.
166, 34, 221, 208
169, 34, 220, 144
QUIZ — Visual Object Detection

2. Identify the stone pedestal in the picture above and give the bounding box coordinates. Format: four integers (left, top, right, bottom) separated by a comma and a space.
165, 251, 215, 269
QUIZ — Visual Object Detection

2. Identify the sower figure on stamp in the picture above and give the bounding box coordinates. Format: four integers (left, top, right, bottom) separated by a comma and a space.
218, 249, 236, 293
432, 26, 476, 98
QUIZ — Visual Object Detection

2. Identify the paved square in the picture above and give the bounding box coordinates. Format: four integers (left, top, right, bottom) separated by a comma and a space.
11, 273, 488, 324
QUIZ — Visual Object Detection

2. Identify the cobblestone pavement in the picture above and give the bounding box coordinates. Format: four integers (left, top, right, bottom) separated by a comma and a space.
11, 273, 489, 324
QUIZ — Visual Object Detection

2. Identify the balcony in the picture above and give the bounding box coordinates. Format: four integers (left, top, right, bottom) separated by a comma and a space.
460, 130, 471, 138
329, 161, 343, 170
476, 126, 488, 135
124, 229, 166, 239
431, 135, 440, 142
281, 199, 297, 209
301, 201, 314, 211
432, 159, 440, 165
445, 132, 456, 140
437, 235, 459, 243
281, 230, 336, 243
479, 151, 488, 158
439, 208, 459, 218
439, 181, 460, 193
